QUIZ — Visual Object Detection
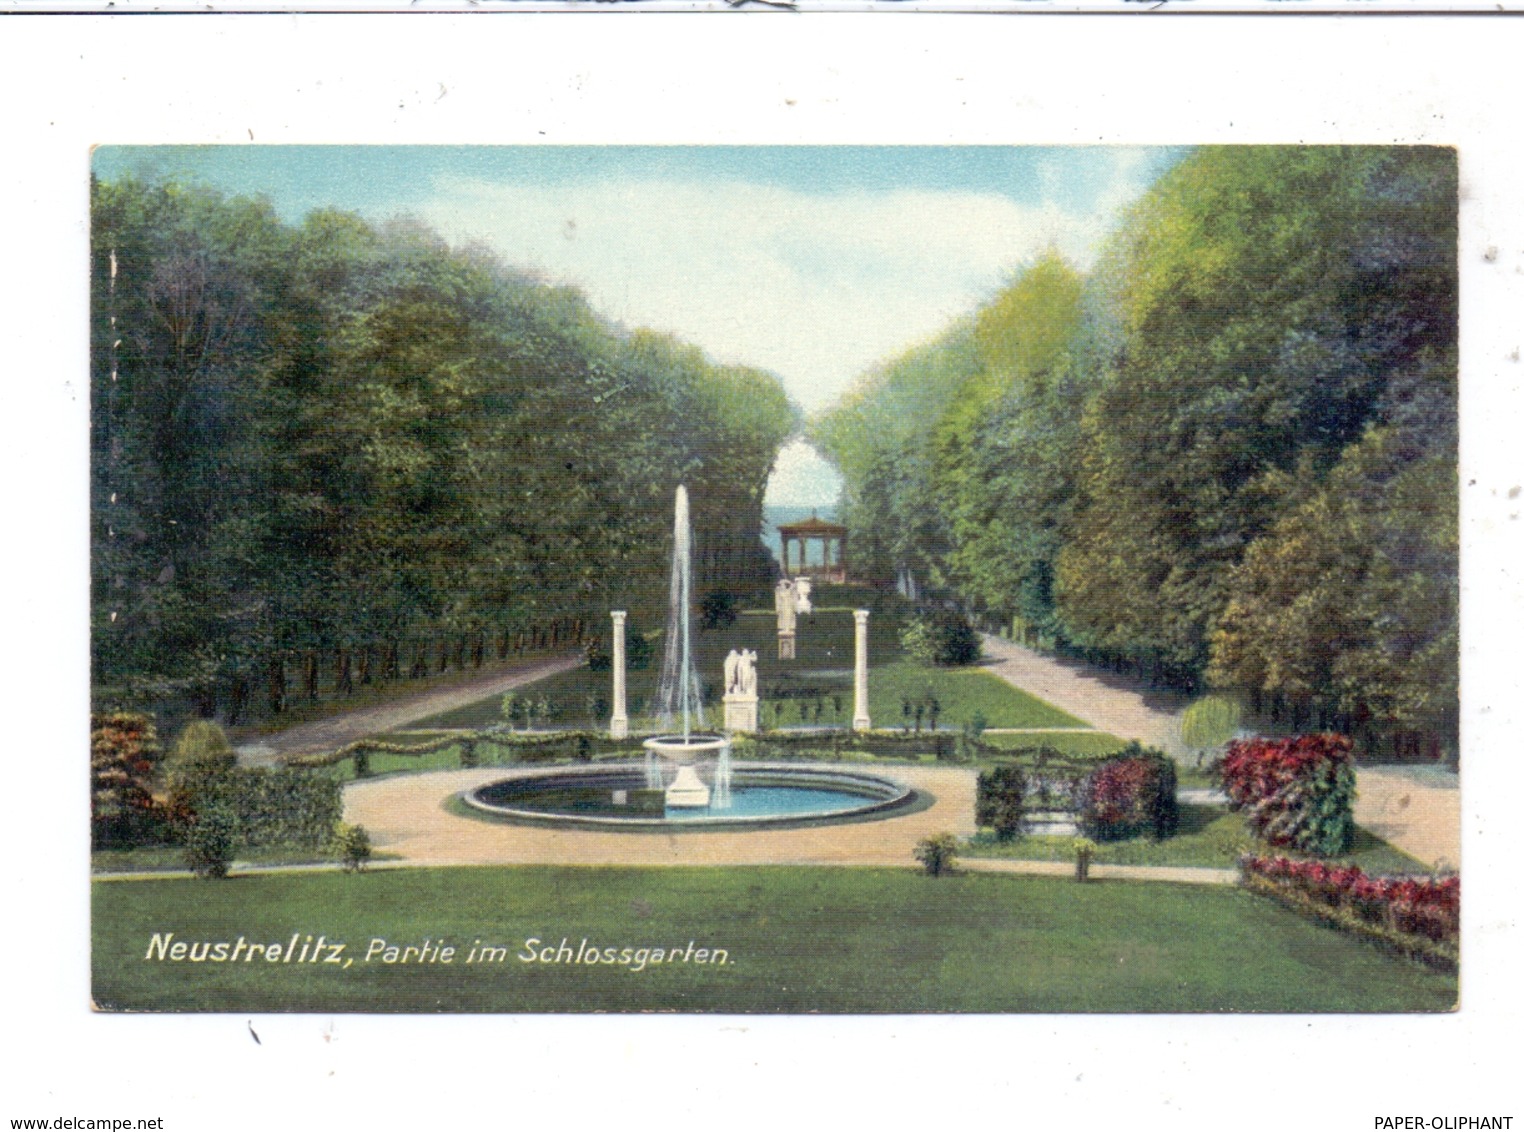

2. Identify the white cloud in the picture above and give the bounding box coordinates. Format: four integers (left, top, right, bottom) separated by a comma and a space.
417, 173, 1143, 414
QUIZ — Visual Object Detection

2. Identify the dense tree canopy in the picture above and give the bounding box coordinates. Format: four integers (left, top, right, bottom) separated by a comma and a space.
812, 146, 1458, 756
92, 176, 798, 721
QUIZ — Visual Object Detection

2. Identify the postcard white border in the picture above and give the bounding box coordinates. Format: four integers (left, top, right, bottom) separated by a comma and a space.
3, 14, 1521, 1130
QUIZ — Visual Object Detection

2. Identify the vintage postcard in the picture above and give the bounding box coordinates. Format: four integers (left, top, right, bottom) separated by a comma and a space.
87, 142, 1462, 1015
4, 13, 1520, 1132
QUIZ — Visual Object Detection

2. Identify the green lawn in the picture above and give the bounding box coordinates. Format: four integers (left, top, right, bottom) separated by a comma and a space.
976, 731, 1129, 758
93, 865, 1455, 1012
962, 804, 1432, 874
309, 741, 532, 784
869, 661, 1085, 731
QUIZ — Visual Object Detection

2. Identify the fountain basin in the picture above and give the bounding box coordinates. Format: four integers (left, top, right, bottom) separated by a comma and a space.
642, 734, 729, 765
463, 764, 916, 830
643, 734, 730, 806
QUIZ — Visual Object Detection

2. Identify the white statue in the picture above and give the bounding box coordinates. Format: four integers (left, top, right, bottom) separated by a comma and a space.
725, 648, 759, 696
795, 577, 813, 614
775, 579, 797, 635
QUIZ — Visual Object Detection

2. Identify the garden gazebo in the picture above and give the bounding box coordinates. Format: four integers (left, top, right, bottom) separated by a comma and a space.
777, 513, 848, 583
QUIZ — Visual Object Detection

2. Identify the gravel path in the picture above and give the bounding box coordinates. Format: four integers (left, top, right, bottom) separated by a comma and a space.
1353, 765, 1461, 872
960, 858, 1238, 886
978, 635, 1187, 751
236, 653, 583, 765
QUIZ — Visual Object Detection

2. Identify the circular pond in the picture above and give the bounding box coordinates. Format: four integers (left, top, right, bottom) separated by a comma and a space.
463, 764, 915, 830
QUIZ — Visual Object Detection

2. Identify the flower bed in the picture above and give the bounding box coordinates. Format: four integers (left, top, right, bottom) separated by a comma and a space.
1240, 855, 1458, 970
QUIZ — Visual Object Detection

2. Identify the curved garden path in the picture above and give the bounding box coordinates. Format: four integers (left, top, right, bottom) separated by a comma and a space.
236, 653, 583, 766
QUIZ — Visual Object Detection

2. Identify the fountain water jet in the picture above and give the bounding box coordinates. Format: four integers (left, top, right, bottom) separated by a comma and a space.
643, 485, 732, 808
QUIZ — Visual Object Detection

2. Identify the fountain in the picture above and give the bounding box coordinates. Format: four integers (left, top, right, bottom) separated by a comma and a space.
643, 485, 732, 808
465, 486, 917, 830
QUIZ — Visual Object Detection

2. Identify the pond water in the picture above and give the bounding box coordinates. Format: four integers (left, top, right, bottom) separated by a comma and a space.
467, 765, 913, 828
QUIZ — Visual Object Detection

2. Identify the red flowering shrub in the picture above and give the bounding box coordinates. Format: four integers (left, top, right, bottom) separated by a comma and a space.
1240, 856, 1459, 946
1078, 745, 1179, 841
1220, 734, 1355, 856
91, 711, 168, 848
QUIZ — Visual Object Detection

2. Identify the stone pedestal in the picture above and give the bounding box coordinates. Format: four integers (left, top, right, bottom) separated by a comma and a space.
665, 764, 710, 808
723, 692, 760, 733
852, 609, 871, 731
609, 610, 629, 739
778, 630, 796, 661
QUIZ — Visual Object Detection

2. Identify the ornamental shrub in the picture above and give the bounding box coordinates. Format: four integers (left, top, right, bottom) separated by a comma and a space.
163, 720, 236, 792
184, 802, 238, 878
914, 832, 959, 876
700, 589, 740, 630
900, 608, 982, 667
976, 765, 1027, 842
1077, 744, 1179, 842
1220, 734, 1356, 856
586, 629, 654, 673
1074, 838, 1096, 883
334, 822, 372, 873
91, 711, 167, 848
1180, 696, 1242, 757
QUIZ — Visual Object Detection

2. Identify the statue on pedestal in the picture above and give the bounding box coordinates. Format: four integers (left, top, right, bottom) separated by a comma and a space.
774, 579, 798, 660
775, 579, 797, 635
722, 647, 760, 732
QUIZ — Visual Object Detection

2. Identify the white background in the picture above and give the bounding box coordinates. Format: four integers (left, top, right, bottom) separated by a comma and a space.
2, 15, 1520, 1130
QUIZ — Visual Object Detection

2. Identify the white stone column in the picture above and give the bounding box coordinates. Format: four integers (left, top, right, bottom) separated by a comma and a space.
610, 610, 629, 739
852, 608, 871, 731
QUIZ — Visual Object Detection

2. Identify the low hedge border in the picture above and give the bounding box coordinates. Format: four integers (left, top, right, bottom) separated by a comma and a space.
289, 729, 642, 775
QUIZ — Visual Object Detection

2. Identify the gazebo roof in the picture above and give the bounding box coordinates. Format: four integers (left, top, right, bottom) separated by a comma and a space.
777, 513, 847, 536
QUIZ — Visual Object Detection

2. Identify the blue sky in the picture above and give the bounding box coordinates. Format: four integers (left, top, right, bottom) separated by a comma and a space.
94, 145, 1184, 506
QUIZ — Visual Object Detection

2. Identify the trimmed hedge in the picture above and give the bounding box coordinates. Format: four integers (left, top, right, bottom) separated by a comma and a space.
175, 766, 342, 850
976, 765, 1027, 842
1077, 744, 1179, 842
1221, 734, 1356, 856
